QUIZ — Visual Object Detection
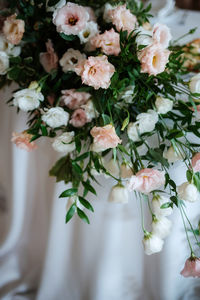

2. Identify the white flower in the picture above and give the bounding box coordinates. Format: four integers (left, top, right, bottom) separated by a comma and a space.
103, 3, 114, 22
78, 21, 99, 44
119, 85, 135, 103
127, 122, 140, 142
59, 48, 86, 73
135, 27, 152, 48
0, 51, 9, 75
152, 217, 172, 239
189, 73, 200, 94
137, 109, 158, 134
104, 158, 120, 177
120, 162, 133, 178
81, 99, 99, 122
178, 182, 199, 202
66, 195, 84, 212
108, 183, 129, 204
52, 132, 75, 154
152, 194, 173, 217
46, 0, 66, 12
0, 34, 21, 57
152, 23, 172, 49
42, 107, 69, 128
163, 146, 184, 163
155, 96, 173, 114
143, 234, 164, 255
13, 88, 44, 111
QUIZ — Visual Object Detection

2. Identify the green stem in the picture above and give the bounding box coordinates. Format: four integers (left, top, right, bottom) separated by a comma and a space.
179, 202, 194, 255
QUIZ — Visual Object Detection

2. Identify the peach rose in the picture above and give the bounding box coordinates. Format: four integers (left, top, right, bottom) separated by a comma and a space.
191, 153, 200, 173
80, 55, 115, 90
139, 43, 170, 76
39, 39, 58, 73
127, 168, 165, 194
69, 108, 88, 127
61, 89, 91, 110
91, 28, 120, 56
153, 23, 172, 49
90, 124, 122, 152
3, 14, 25, 45
180, 257, 200, 278
60, 48, 86, 73
109, 4, 137, 34
53, 2, 89, 35
11, 132, 37, 152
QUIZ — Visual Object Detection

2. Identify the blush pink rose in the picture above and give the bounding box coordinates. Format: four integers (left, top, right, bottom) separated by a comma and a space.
108, 4, 137, 34
3, 14, 25, 45
191, 153, 200, 173
90, 124, 122, 152
128, 168, 165, 194
69, 108, 88, 127
11, 132, 38, 152
61, 89, 91, 110
180, 257, 200, 278
80, 55, 115, 90
53, 2, 89, 35
85, 7, 96, 22
91, 28, 121, 56
39, 39, 58, 73
138, 43, 170, 76
153, 23, 172, 49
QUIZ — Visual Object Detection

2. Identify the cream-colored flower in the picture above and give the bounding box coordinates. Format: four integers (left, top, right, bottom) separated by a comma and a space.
108, 183, 129, 204
52, 132, 75, 154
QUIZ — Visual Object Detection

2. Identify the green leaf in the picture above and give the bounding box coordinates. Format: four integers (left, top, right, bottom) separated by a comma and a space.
72, 162, 83, 174
161, 202, 173, 209
79, 196, 94, 212
59, 33, 76, 41
30, 134, 41, 142
65, 204, 76, 223
59, 188, 78, 198
48, 0, 60, 6
77, 208, 90, 224
82, 181, 97, 195
186, 169, 193, 182
193, 173, 200, 193
102, 114, 111, 125
75, 137, 81, 153
40, 125, 48, 136
73, 152, 90, 162
118, 144, 129, 156
121, 114, 129, 131
49, 155, 73, 183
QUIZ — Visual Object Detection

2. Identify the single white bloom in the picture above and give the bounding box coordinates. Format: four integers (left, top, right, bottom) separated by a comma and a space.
46, 0, 66, 12
13, 88, 44, 111
155, 96, 173, 114
163, 146, 184, 163
103, 3, 114, 22
52, 132, 75, 154
152, 194, 173, 217
143, 234, 164, 255
108, 183, 129, 204
137, 109, 158, 134
127, 122, 140, 142
135, 26, 153, 47
119, 85, 135, 103
178, 182, 199, 202
152, 217, 172, 239
0, 34, 21, 57
78, 21, 99, 44
66, 195, 84, 212
81, 99, 99, 122
189, 73, 200, 94
120, 162, 133, 178
0, 51, 9, 75
42, 107, 69, 128
104, 158, 120, 177
59, 48, 86, 73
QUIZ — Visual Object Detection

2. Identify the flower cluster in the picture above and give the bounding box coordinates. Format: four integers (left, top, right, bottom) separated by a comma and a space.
1, 0, 200, 278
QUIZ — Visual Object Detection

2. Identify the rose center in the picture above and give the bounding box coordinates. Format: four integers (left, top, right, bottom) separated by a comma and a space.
89, 67, 96, 75
83, 31, 90, 38
68, 16, 78, 26
152, 55, 157, 67
71, 57, 78, 64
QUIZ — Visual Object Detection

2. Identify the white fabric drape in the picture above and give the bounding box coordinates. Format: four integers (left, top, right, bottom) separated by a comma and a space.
1, 8, 200, 300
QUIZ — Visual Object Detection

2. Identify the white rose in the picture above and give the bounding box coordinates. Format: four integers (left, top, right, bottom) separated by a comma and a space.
163, 146, 184, 163
13, 88, 44, 111
78, 21, 99, 44
59, 48, 86, 73
42, 107, 69, 128
127, 122, 140, 142
0, 51, 9, 75
46, 0, 66, 12
143, 234, 164, 255
152, 194, 173, 217
103, 3, 114, 22
52, 132, 75, 154
137, 109, 158, 134
155, 96, 173, 114
189, 73, 200, 94
0, 34, 21, 57
104, 158, 120, 177
81, 99, 99, 122
135, 27, 153, 47
66, 195, 84, 212
108, 183, 129, 204
152, 217, 172, 239
120, 162, 133, 178
119, 85, 135, 103
178, 182, 199, 202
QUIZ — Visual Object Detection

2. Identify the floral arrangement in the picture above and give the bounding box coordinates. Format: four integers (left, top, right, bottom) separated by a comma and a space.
1, 0, 200, 277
